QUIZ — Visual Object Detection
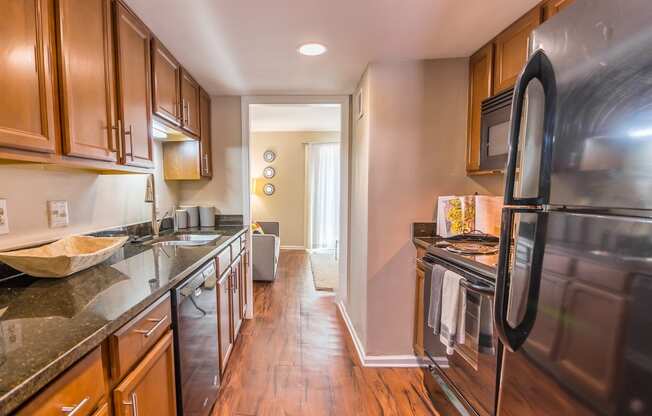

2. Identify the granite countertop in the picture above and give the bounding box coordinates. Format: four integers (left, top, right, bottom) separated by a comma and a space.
414, 236, 498, 280
0, 225, 246, 416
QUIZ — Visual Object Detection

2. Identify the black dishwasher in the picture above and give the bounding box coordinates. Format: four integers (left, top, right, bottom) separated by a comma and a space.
172, 259, 219, 416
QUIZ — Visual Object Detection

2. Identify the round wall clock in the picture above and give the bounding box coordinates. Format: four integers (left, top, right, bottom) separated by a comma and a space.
263, 150, 276, 163
263, 166, 276, 179
263, 183, 276, 196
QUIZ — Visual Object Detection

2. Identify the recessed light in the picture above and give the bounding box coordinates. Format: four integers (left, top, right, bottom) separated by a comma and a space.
298, 43, 327, 56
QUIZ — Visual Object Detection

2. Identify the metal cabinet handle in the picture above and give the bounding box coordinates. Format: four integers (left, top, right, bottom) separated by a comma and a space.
123, 392, 138, 416
123, 123, 134, 158
61, 396, 89, 415
134, 315, 168, 337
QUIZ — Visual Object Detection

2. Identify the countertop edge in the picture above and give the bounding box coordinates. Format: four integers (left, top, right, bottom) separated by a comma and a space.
0, 227, 247, 416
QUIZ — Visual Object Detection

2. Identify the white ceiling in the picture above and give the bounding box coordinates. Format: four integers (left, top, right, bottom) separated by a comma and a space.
250, 104, 341, 132
125, 0, 540, 95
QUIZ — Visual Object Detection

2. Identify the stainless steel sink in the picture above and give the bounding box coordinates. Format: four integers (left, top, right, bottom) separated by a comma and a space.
143, 234, 220, 248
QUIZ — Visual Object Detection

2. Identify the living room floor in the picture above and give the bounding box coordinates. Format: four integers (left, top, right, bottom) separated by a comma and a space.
212, 249, 437, 415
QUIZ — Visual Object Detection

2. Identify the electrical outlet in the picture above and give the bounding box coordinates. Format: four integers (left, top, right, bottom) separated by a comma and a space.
47, 200, 69, 228
0, 199, 8, 235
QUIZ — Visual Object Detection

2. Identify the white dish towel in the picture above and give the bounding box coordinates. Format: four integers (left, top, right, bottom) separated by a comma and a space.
439, 270, 467, 355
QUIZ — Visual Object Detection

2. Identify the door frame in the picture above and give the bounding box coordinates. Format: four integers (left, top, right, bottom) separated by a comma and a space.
241, 95, 351, 314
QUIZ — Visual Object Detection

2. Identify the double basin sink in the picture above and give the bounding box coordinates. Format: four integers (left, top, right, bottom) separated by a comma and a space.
137, 234, 221, 248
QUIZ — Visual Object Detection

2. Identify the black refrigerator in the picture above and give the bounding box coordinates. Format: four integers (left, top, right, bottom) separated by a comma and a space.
495, 0, 652, 415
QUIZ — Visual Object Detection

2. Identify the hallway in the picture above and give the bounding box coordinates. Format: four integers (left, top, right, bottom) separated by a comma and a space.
212, 250, 438, 415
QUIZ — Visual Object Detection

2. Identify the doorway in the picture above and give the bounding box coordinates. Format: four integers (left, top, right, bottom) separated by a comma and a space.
242, 97, 350, 314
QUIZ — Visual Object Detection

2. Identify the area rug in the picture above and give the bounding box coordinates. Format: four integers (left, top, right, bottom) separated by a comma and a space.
309, 250, 338, 291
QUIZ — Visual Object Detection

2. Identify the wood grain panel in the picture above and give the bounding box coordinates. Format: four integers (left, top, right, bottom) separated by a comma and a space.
113, 330, 177, 416
466, 43, 493, 173
151, 38, 181, 125
543, 0, 575, 20
162, 140, 200, 180
180, 68, 200, 137
57, 0, 117, 161
16, 347, 106, 416
493, 7, 542, 93
0, 0, 59, 153
114, 1, 153, 167
199, 88, 212, 177
109, 294, 172, 380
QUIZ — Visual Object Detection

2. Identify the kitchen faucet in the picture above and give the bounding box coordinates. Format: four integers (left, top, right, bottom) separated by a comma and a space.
145, 173, 170, 238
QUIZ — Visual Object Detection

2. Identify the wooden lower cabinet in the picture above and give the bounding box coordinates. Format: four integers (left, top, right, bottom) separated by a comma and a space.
231, 255, 243, 339
92, 402, 110, 416
113, 330, 177, 416
16, 347, 106, 416
217, 269, 233, 374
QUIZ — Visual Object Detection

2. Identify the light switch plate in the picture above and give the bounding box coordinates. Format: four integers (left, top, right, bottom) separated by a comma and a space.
0, 199, 8, 235
47, 200, 69, 228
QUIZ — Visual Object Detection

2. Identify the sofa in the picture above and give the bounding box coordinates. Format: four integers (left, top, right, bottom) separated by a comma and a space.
252, 221, 280, 281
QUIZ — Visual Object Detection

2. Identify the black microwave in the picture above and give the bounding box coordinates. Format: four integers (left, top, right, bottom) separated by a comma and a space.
479, 88, 513, 171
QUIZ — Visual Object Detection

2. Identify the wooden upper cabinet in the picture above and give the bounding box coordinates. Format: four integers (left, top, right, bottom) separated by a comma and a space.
113, 331, 177, 416
199, 89, 212, 177
114, 1, 154, 168
0, 0, 58, 153
180, 68, 201, 137
56, 0, 117, 162
493, 7, 542, 94
151, 38, 181, 125
466, 43, 493, 173
543, 0, 575, 21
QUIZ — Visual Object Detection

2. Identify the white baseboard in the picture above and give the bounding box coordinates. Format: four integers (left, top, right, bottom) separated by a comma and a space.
336, 301, 439, 368
280, 245, 305, 250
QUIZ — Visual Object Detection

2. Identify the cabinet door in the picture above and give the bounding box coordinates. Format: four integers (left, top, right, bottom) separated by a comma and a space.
543, 0, 574, 20
114, 1, 153, 168
217, 271, 233, 374
113, 331, 177, 416
493, 7, 542, 93
57, 0, 117, 161
241, 248, 248, 316
199, 89, 212, 177
231, 257, 243, 339
0, 0, 58, 153
180, 68, 200, 137
466, 43, 493, 173
151, 38, 181, 125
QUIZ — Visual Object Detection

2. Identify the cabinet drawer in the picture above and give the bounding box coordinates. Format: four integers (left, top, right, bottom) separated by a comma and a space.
231, 237, 241, 256
109, 294, 172, 380
16, 347, 106, 416
217, 247, 232, 276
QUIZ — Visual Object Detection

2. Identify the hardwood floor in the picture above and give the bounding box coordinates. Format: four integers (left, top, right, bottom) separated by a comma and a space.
212, 250, 438, 416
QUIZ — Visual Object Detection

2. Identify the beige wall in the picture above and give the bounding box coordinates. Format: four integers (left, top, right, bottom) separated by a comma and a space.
348, 69, 371, 348
251, 131, 339, 248
347, 59, 504, 356
177, 96, 244, 214
0, 143, 178, 251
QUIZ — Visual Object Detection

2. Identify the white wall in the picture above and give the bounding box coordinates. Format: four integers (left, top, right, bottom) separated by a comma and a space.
177, 96, 244, 214
0, 143, 178, 251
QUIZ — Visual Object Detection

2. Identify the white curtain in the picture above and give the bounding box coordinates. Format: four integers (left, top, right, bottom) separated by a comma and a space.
307, 142, 340, 250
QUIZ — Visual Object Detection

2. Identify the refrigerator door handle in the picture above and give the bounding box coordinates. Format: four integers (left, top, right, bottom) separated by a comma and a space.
504, 49, 557, 206
494, 208, 548, 352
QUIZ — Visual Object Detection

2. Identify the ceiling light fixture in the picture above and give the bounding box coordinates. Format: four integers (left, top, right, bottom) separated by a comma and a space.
298, 43, 327, 56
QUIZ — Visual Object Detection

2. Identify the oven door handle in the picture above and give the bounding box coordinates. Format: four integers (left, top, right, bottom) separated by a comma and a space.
460, 279, 494, 296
